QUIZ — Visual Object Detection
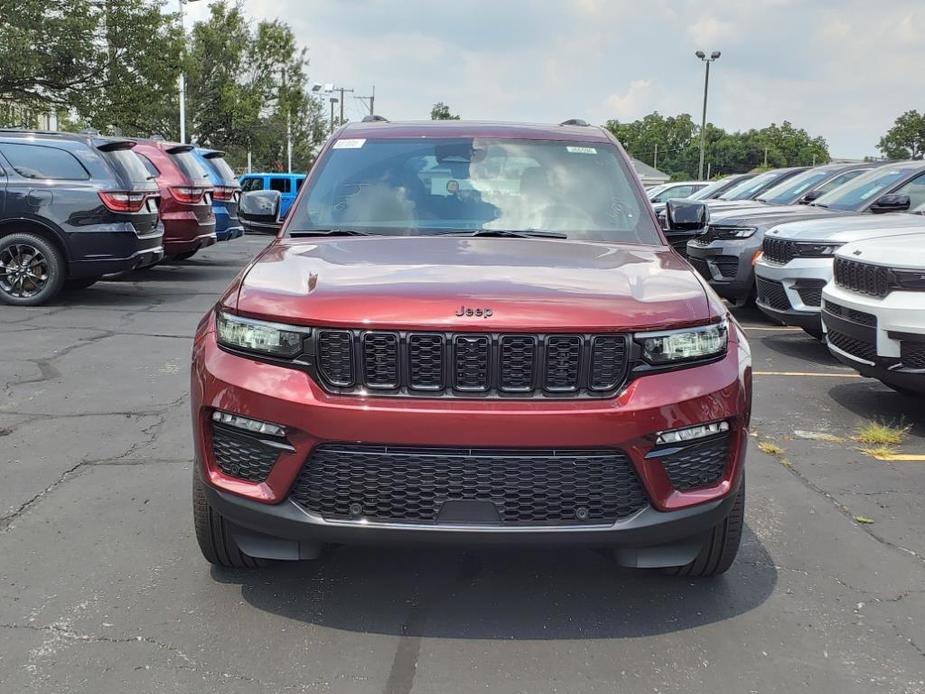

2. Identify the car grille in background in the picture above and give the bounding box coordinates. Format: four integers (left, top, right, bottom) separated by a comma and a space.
715, 256, 739, 278
901, 342, 925, 369
756, 277, 791, 311
688, 256, 711, 279
659, 434, 730, 491
834, 257, 890, 297
796, 286, 824, 307
290, 445, 649, 525
828, 330, 878, 362
823, 301, 877, 327
211, 425, 281, 482
762, 237, 798, 264
315, 330, 628, 397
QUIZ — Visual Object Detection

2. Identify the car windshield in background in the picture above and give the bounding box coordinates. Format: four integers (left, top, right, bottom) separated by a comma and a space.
289, 137, 661, 244
104, 147, 153, 187
690, 176, 736, 200
172, 150, 212, 184
719, 170, 781, 200
812, 167, 910, 211
757, 168, 833, 204
207, 156, 238, 185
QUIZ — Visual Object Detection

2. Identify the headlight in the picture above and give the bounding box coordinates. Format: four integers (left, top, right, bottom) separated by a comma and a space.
636, 320, 728, 365
216, 311, 307, 358
796, 242, 842, 258
892, 268, 925, 291
716, 226, 757, 239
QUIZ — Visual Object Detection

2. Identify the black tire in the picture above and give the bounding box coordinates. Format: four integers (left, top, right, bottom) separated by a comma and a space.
169, 250, 197, 261
192, 477, 268, 568
801, 325, 825, 341
64, 276, 100, 291
665, 484, 745, 577
0, 232, 66, 306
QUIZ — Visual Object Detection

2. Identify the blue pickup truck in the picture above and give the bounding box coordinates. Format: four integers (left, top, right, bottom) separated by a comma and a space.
239, 172, 306, 218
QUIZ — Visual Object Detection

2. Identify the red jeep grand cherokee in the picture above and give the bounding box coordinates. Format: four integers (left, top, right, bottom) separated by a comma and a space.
192, 120, 751, 577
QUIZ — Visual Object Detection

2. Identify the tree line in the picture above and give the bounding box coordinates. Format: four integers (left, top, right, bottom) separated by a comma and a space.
0, 0, 325, 172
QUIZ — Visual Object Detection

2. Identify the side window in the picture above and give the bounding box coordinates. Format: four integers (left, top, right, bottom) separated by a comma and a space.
294, 177, 304, 191
241, 177, 262, 192
892, 173, 925, 210
136, 153, 160, 178
270, 177, 290, 193
0, 143, 90, 180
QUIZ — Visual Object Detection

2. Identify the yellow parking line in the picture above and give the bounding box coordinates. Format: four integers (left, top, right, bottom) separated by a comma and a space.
754, 371, 861, 378
869, 453, 925, 462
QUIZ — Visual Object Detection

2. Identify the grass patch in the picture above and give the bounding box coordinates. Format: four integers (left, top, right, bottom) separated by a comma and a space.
860, 445, 899, 460
758, 441, 785, 457
855, 420, 909, 447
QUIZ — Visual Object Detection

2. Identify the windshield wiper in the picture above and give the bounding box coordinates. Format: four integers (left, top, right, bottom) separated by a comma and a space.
289, 228, 373, 237
453, 229, 569, 239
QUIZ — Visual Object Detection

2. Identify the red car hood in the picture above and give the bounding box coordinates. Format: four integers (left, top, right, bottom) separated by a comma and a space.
233, 237, 712, 332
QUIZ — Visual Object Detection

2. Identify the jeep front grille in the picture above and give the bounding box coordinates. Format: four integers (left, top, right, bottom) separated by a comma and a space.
290, 445, 649, 525
315, 330, 629, 398
834, 257, 891, 298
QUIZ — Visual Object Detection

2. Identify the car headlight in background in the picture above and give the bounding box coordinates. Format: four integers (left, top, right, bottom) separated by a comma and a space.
795, 242, 843, 257
636, 320, 728, 365
216, 311, 307, 357
716, 226, 757, 239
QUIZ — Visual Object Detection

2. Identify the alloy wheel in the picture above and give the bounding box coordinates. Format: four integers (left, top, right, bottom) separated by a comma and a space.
0, 243, 50, 298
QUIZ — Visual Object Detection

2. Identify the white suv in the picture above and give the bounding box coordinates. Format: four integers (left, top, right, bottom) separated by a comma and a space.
755, 213, 925, 338
821, 233, 925, 395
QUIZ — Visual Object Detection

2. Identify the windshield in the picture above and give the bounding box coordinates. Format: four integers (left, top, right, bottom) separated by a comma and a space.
757, 168, 834, 204
103, 147, 154, 188
171, 150, 212, 185
719, 170, 784, 200
813, 167, 910, 211
289, 137, 661, 243
204, 155, 238, 186
690, 176, 740, 200
645, 183, 670, 198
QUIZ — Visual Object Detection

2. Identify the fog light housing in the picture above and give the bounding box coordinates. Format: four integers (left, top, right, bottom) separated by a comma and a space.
212, 410, 286, 437
655, 421, 729, 446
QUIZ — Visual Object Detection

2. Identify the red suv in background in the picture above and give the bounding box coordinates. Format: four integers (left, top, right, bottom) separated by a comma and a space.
133, 140, 216, 260
192, 120, 751, 577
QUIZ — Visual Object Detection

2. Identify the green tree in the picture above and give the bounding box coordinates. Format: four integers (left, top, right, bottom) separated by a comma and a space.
604, 112, 698, 179
878, 110, 925, 159
431, 102, 460, 120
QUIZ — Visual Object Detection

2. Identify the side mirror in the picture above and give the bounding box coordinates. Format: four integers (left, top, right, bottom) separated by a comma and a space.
665, 199, 709, 231
870, 193, 910, 214
798, 190, 822, 204
239, 190, 283, 234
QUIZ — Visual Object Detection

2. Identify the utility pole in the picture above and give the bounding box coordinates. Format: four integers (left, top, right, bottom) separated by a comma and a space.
336, 87, 355, 125
653, 143, 658, 171
177, 0, 202, 143
695, 50, 721, 180
356, 85, 376, 116
281, 69, 292, 173
764, 147, 769, 168
329, 98, 338, 134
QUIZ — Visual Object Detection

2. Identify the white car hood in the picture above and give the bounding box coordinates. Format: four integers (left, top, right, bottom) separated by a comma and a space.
767, 213, 925, 242
838, 233, 925, 269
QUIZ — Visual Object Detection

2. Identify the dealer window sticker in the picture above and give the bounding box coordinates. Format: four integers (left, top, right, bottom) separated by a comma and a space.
566, 146, 597, 154
333, 138, 366, 149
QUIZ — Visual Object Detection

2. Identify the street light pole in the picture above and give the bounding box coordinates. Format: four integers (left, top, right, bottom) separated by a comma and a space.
695, 50, 721, 181
177, 0, 202, 143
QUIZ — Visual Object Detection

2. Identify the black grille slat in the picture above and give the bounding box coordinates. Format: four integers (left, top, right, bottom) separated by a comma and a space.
291, 445, 649, 525
544, 336, 582, 392
408, 334, 444, 390
499, 336, 536, 392
313, 330, 630, 397
901, 342, 925, 369
796, 286, 823, 307
763, 237, 798, 264
363, 332, 399, 388
659, 435, 730, 491
756, 277, 791, 311
211, 426, 280, 482
715, 256, 739, 278
824, 301, 877, 327
834, 257, 890, 297
829, 330, 878, 362
590, 336, 627, 391
317, 330, 355, 387
454, 335, 491, 391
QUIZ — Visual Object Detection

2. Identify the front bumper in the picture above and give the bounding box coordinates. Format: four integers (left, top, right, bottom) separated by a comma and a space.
191, 315, 751, 551
754, 257, 831, 330
686, 237, 762, 303
822, 284, 925, 393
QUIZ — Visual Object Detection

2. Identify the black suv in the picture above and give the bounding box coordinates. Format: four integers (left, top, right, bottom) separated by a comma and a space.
0, 130, 164, 305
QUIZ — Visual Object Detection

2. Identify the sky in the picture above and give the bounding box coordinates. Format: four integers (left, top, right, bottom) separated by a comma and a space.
183, 0, 923, 159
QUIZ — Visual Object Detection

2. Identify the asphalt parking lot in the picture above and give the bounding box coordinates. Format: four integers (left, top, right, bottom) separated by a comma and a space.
1, 236, 923, 694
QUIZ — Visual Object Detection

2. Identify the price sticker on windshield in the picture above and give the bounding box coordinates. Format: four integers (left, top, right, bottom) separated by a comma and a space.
566, 146, 597, 154
333, 138, 366, 149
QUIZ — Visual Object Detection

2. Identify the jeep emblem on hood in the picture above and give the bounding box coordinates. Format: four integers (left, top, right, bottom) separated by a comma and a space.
456, 306, 493, 318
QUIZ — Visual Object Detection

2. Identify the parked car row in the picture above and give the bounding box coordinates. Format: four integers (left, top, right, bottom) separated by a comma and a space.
660, 160, 925, 394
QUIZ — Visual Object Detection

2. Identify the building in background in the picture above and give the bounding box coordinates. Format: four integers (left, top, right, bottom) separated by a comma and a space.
631, 157, 670, 187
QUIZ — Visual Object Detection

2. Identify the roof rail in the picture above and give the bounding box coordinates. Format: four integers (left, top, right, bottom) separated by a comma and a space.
361, 114, 389, 123
560, 118, 589, 127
